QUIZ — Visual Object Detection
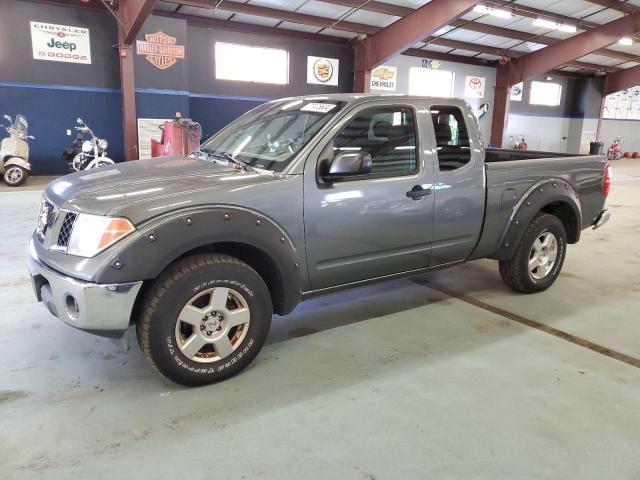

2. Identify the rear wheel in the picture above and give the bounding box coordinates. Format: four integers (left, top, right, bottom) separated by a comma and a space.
3, 165, 28, 186
136, 253, 272, 386
499, 212, 567, 293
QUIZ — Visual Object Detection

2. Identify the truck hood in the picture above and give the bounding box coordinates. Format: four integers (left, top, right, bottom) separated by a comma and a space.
44, 156, 284, 223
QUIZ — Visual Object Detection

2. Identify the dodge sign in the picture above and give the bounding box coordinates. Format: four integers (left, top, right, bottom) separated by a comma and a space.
30, 21, 91, 64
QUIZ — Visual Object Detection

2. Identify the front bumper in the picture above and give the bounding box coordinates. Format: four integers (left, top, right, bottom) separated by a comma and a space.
592, 209, 611, 230
28, 239, 143, 338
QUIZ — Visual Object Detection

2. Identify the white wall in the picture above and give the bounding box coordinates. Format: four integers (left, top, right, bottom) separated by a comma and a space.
505, 115, 571, 152
369, 54, 497, 142
599, 120, 640, 152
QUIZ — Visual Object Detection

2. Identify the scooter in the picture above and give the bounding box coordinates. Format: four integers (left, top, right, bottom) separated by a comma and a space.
0, 114, 34, 186
71, 118, 115, 171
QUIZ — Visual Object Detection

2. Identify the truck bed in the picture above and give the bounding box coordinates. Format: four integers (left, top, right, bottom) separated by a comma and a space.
470, 151, 608, 260
485, 148, 576, 163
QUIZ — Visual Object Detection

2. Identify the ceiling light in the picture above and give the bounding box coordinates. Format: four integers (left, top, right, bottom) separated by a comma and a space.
473, 4, 512, 19
532, 18, 576, 33
558, 23, 577, 33
619, 37, 633, 46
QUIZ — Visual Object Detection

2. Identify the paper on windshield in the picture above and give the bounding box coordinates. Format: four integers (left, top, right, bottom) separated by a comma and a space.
300, 103, 337, 113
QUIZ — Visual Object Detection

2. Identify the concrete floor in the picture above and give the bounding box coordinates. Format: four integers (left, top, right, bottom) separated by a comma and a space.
1, 161, 639, 479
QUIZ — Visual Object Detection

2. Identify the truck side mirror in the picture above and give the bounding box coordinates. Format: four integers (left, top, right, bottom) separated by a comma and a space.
321, 150, 372, 183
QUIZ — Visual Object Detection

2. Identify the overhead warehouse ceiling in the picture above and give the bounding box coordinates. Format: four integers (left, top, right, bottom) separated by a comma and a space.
145, 0, 640, 74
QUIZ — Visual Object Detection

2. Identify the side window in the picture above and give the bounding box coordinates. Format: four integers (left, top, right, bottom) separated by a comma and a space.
332, 107, 417, 176
430, 105, 471, 172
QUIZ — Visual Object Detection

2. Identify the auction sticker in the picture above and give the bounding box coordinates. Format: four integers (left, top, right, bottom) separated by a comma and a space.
301, 103, 337, 113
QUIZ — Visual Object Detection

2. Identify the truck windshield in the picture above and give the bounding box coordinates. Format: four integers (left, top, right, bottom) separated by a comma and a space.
200, 99, 346, 171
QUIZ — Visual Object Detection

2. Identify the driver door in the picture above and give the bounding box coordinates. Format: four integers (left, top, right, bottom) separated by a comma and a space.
303, 101, 435, 291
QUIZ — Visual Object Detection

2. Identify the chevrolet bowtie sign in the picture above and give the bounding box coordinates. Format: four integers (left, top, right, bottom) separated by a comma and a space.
136, 31, 185, 70
370, 65, 397, 91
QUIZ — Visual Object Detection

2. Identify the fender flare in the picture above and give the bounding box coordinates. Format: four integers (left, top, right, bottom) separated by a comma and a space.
95, 206, 303, 315
492, 179, 582, 261
4, 157, 31, 170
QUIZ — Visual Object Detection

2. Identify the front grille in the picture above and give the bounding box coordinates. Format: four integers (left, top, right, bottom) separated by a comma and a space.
57, 212, 78, 248
36, 197, 57, 242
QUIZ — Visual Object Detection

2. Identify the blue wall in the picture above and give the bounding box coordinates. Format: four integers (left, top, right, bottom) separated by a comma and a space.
0, 83, 124, 175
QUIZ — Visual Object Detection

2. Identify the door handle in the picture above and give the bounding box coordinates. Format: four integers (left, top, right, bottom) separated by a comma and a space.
406, 185, 432, 200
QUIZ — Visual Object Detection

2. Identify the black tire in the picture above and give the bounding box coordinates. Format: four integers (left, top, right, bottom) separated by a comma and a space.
3, 165, 28, 186
136, 253, 272, 386
499, 212, 567, 294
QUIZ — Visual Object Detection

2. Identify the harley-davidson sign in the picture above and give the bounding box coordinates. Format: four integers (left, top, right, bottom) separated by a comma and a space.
136, 31, 185, 70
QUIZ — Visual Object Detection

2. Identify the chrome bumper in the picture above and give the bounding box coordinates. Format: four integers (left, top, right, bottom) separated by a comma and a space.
592, 209, 611, 230
28, 241, 143, 338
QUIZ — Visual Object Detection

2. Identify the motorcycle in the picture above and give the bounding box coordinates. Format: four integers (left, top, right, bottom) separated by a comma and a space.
70, 118, 115, 171
62, 130, 85, 173
0, 114, 34, 186
607, 136, 623, 161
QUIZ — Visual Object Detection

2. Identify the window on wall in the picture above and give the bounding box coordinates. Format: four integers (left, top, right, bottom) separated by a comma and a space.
215, 42, 289, 85
529, 81, 562, 106
408, 68, 454, 97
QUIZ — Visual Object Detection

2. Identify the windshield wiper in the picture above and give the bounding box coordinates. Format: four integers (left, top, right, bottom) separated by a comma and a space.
201, 150, 248, 170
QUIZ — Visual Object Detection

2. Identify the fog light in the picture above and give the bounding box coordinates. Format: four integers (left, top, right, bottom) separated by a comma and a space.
65, 295, 79, 319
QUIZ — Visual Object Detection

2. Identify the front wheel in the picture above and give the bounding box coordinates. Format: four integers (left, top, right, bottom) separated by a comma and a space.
499, 212, 567, 293
3, 165, 28, 186
136, 253, 273, 386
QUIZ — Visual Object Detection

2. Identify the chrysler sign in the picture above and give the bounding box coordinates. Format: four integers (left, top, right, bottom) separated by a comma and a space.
30, 22, 91, 64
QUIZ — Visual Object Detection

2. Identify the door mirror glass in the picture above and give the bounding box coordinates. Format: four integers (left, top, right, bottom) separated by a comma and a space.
76, 117, 83, 124
322, 151, 372, 181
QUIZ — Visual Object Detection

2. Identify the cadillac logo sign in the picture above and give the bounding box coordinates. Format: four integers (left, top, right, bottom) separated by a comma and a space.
136, 31, 185, 70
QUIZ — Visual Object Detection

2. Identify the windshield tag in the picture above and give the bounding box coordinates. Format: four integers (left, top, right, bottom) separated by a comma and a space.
301, 103, 337, 113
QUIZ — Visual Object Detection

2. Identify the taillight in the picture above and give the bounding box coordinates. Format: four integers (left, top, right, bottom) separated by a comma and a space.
603, 163, 611, 198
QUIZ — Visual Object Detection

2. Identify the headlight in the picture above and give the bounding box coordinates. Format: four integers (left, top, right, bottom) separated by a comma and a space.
98, 139, 108, 150
67, 213, 135, 257
82, 140, 92, 153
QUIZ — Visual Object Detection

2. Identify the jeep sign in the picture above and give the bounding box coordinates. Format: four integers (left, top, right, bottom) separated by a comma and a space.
30, 21, 91, 64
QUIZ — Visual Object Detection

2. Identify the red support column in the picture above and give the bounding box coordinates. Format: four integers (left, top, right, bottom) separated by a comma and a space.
353, 41, 370, 93
118, 42, 139, 161
490, 65, 510, 148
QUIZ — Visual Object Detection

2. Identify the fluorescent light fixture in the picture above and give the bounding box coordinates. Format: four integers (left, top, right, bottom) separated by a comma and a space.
532, 18, 576, 33
558, 23, 577, 33
619, 37, 633, 46
473, 4, 512, 19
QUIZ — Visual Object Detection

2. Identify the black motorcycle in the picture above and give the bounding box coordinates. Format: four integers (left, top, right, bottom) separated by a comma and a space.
62, 131, 85, 173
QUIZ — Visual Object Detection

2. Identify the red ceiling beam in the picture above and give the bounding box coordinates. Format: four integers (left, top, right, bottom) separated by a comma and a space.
605, 64, 640, 94
447, 19, 638, 63
403, 48, 493, 67
120, 0, 158, 45
500, 12, 640, 86
424, 37, 619, 72
358, 0, 480, 70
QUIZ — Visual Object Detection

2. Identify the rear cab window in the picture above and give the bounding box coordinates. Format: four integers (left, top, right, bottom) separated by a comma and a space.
430, 105, 471, 172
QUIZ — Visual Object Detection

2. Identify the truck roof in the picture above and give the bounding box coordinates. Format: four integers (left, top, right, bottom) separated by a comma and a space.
276, 93, 472, 108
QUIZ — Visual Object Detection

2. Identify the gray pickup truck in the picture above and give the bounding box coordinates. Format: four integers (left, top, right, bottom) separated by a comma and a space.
29, 94, 611, 385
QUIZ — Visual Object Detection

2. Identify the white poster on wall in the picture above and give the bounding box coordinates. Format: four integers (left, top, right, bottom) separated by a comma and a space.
30, 21, 91, 64
464, 75, 486, 98
510, 82, 523, 101
307, 56, 339, 86
370, 65, 397, 91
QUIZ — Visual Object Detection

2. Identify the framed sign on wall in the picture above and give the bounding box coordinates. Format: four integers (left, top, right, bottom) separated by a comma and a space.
30, 21, 91, 64
307, 56, 339, 86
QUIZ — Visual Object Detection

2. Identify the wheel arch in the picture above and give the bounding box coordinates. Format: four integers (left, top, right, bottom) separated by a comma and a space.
492, 179, 581, 261
97, 206, 303, 316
